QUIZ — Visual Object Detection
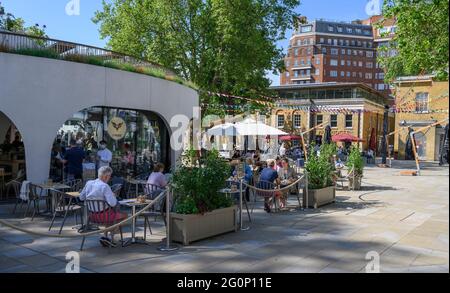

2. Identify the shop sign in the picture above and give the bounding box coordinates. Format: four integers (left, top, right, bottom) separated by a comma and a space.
107, 117, 127, 140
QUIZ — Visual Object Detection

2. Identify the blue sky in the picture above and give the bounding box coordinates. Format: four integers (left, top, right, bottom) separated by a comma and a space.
2, 0, 379, 85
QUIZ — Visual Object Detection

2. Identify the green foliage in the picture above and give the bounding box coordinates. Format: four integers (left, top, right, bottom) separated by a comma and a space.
13, 48, 59, 59
346, 146, 364, 176
172, 149, 233, 214
379, 0, 449, 82
93, 0, 300, 114
305, 143, 336, 190
0, 2, 47, 38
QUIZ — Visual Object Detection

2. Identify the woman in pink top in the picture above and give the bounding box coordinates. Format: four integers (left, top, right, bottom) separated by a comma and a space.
147, 163, 167, 190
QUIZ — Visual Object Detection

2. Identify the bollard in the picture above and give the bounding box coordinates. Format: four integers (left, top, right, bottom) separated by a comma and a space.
158, 187, 179, 252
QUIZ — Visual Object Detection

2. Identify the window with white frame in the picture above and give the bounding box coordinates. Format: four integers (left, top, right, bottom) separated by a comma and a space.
277, 115, 285, 128
331, 48, 339, 55
366, 62, 373, 68
415, 92, 429, 112
316, 115, 323, 126
345, 115, 353, 128
330, 115, 338, 128
294, 114, 301, 128
330, 59, 338, 66
366, 51, 374, 58
330, 70, 338, 77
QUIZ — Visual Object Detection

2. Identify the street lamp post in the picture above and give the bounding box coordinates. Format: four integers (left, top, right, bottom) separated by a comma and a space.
381, 105, 390, 165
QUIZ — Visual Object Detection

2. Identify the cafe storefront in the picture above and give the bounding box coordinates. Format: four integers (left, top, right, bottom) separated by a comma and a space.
50, 107, 171, 181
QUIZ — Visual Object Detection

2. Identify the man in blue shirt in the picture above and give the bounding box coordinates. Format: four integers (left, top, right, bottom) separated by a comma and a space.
257, 160, 280, 213
62, 140, 86, 180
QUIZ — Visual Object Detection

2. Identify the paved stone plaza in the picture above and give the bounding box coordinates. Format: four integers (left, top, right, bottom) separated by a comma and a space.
0, 161, 448, 273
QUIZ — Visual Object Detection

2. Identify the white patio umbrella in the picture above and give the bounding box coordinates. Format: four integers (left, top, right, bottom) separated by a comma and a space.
235, 118, 288, 136
207, 123, 237, 136
207, 119, 287, 136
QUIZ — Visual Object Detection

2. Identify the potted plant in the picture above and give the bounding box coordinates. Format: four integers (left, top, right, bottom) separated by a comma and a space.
170, 149, 236, 245
303, 143, 336, 208
346, 146, 364, 190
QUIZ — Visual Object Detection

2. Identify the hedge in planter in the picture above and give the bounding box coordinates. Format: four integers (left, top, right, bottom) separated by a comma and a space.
304, 143, 337, 208
170, 149, 237, 245
346, 146, 364, 190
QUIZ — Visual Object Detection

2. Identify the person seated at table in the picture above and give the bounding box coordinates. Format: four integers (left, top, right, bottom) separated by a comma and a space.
253, 149, 261, 163
278, 158, 297, 208
79, 166, 127, 248
274, 156, 283, 172
146, 163, 167, 196
231, 149, 241, 160
257, 160, 281, 213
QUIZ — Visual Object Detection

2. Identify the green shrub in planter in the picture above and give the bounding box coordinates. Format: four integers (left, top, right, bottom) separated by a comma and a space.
346, 146, 364, 176
305, 144, 336, 190
172, 149, 232, 214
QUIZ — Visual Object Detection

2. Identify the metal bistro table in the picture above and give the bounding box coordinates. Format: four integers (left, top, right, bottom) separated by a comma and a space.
120, 198, 153, 246
219, 179, 250, 231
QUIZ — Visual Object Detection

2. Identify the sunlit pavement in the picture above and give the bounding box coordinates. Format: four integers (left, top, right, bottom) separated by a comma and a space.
0, 160, 448, 273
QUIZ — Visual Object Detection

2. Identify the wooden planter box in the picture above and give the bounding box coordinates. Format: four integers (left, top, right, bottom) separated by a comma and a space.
349, 176, 363, 190
170, 206, 237, 245
302, 186, 336, 209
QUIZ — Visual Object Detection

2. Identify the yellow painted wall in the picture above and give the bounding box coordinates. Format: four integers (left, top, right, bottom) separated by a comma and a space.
394, 79, 449, 161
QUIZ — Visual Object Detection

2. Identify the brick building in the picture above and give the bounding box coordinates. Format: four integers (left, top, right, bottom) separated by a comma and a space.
393, 75, 449, 161
281, 17, 395, 100
270, 83, 395, 153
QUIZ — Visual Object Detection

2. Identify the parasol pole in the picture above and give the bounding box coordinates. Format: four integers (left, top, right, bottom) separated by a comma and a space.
300, 120, 329, 162
385, 127, 408, 168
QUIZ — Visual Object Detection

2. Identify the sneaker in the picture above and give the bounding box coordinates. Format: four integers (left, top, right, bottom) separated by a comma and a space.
99, 237, 117, 248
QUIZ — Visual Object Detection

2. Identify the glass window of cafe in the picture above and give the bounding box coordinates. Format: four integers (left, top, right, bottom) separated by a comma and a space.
0, 112, 26, 189
50, 107, 171, 180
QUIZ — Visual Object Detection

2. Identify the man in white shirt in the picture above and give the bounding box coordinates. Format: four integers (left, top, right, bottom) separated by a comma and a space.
97, 140, 113, 169
79, 166, 126, 247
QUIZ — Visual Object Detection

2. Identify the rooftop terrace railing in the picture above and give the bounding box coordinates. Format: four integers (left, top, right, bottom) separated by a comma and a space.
0, 30, 176, 77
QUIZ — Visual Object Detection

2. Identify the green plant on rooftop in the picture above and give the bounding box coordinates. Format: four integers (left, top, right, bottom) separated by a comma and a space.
13, 48, 60, 59
0, 43, 199, 90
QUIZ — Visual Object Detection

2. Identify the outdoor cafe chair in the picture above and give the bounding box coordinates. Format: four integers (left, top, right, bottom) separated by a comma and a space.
48, 189, 83, 234
335, 167, 354, 191
138, 183, 167, 240
63, 179, 83, 192
25, 183, 47, 221
251, 180, 279, 214
8, 180, 23, 214
80, 199, 125, 251
111, 183, 123, 198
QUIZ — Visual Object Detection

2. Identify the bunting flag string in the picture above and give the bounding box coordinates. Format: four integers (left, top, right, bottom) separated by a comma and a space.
201, 101, 449, 115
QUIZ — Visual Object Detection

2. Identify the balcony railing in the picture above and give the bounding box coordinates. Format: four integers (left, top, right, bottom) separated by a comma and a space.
0, 30, 175, 77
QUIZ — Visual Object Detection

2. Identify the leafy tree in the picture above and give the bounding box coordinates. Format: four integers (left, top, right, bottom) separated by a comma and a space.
0, 1, 47, 37
378, 0, 449, 82
93, 0, 300, 115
